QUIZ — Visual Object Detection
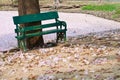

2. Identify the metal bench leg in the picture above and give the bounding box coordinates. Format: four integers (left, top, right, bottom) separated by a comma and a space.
57, 32, 66, 42
20, 39, 27, 52
17, 40, 20, 48
56, 32, 59, 43
64, 31, 66, 41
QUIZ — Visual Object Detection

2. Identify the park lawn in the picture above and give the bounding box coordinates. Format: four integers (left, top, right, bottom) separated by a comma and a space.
81, 3, 120, 19
113, 8, 120, 18
81, 3, 120, 12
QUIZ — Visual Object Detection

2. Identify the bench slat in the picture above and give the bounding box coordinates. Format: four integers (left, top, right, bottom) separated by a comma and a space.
16, 29, 66, 40
22, 22, 61, 32
13, 11, 59, 24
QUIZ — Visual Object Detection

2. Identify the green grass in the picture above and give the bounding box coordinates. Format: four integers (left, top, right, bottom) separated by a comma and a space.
115, 8, 120, 14
113, 9, 120, 18
82, 4, 120, 12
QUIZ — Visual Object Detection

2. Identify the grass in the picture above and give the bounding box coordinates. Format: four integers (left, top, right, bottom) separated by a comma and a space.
113, 8, 120, 18
82, 3, 120, 12
81, 3, 120, 19
115, 8, 120, 14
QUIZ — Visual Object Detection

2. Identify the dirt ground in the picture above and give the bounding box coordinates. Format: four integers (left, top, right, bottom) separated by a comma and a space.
0, 29, 120, 80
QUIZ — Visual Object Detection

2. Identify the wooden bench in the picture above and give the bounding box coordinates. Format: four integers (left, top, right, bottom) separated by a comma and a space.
13, 11, 67, 51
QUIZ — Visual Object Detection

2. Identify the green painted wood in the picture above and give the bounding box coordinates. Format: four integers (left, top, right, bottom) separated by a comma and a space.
16, 29, 66, 40
22, 22, 60, 32
15, 29, 18, 33
13, 11, 67, 51
15, 21, 66, 33
13, 11, 59, 24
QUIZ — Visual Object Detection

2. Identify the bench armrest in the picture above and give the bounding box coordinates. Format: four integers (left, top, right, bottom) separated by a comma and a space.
15, 27, 25, 39
15, 27, 24, 33
56, 20, 67, 30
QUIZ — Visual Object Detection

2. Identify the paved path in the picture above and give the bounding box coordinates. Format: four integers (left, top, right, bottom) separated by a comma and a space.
0, 11, 120, 51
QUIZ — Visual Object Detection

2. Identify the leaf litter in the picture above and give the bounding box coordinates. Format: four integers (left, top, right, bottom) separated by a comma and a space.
0, 30, 120, 80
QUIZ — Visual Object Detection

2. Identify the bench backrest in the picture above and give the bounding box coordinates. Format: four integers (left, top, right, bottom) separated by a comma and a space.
13, 11, 59, 25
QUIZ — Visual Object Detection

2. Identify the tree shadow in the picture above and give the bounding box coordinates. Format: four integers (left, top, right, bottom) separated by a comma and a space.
66, 29, 120, 48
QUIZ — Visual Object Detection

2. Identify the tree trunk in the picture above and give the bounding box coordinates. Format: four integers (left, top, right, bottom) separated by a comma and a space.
54, 0, 60, 9
98, 0, 102, 3
18, 0, 44, 49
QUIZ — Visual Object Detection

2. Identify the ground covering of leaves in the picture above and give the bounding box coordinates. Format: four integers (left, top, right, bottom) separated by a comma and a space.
0, 29, 120, 80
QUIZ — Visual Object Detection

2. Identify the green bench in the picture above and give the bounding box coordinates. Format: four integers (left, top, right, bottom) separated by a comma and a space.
13, 11, 67, 51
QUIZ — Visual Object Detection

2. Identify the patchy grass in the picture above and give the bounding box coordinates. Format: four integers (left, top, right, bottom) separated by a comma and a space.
82, 3, 120, 12
113, 8, 120, 18
81, 3, 120, 20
